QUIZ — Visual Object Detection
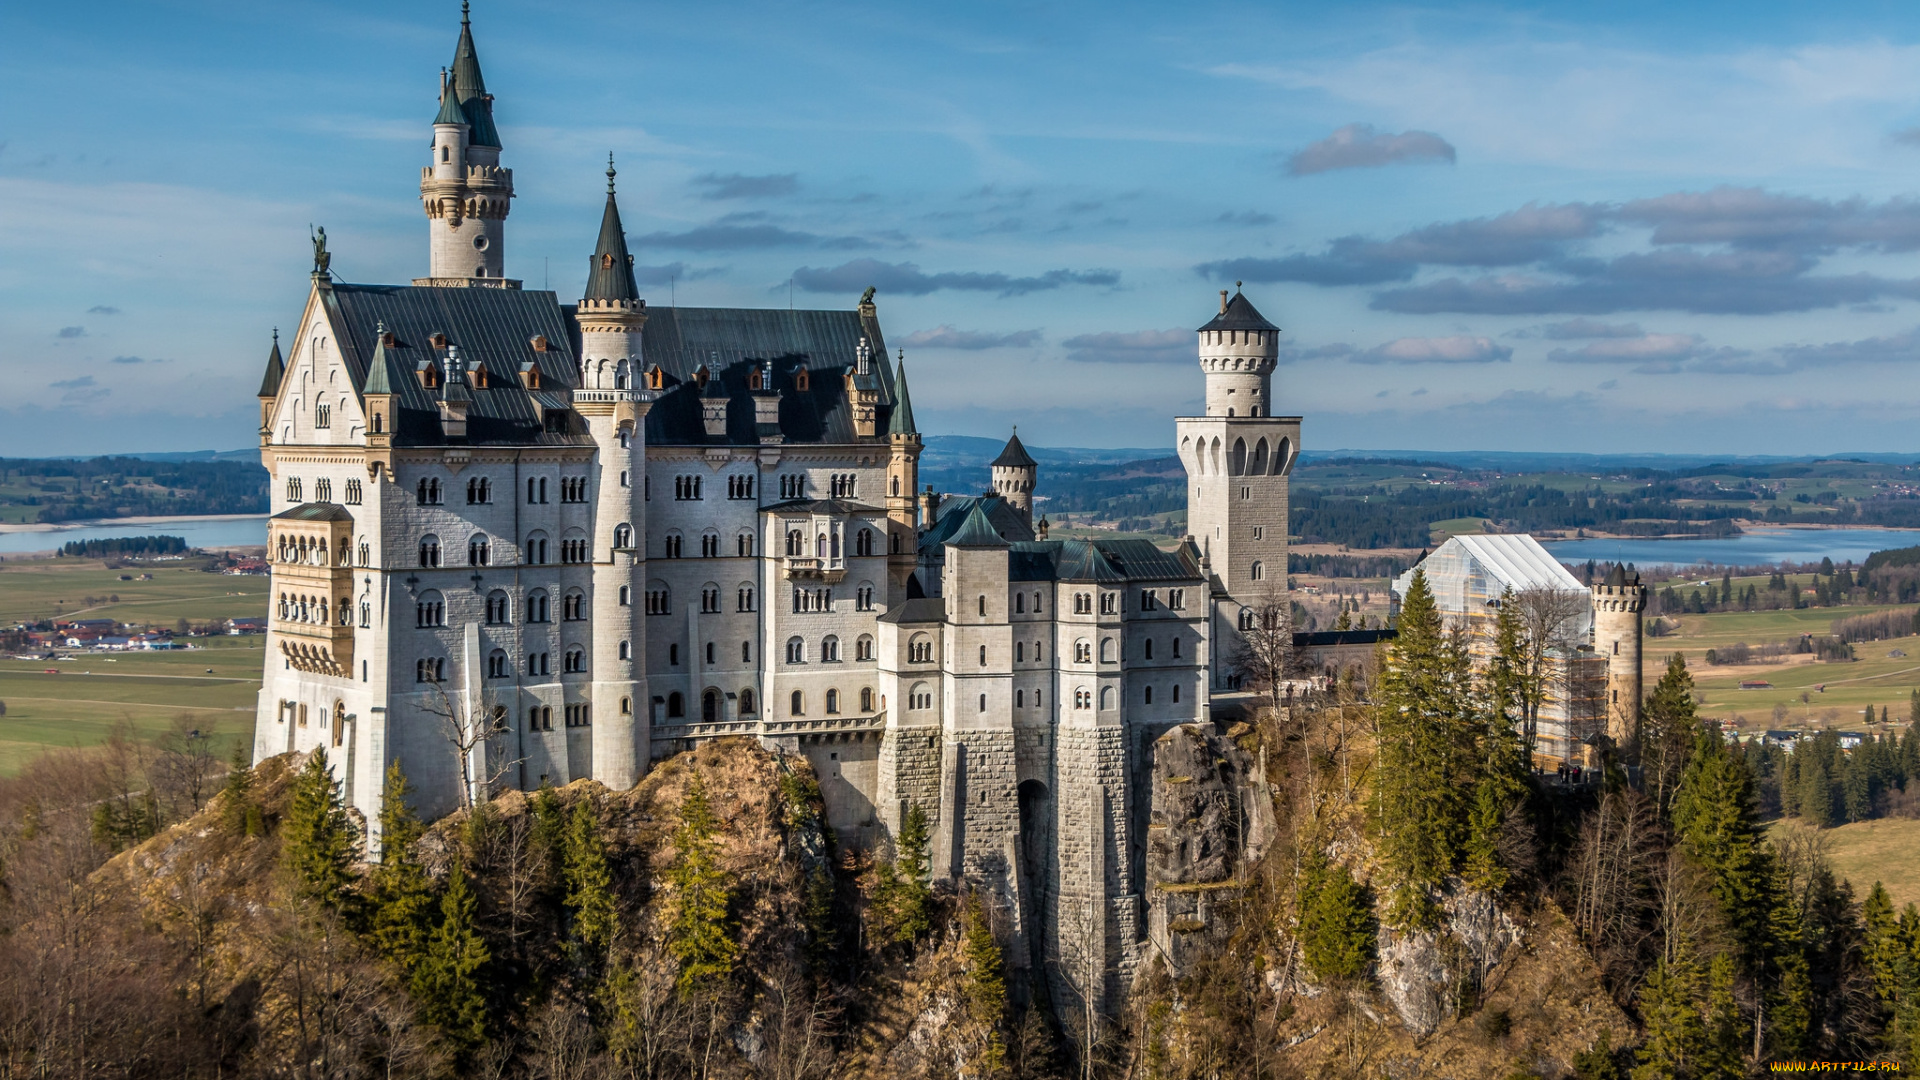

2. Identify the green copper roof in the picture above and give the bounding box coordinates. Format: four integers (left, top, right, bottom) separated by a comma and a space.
584, 157, 639, 302
434, 74, 470, 127
363, 327, 395, 395
449, 3, 501, 148
945, 499, 1009, 549
887, 358, 917, 435
257, 331, 285, 398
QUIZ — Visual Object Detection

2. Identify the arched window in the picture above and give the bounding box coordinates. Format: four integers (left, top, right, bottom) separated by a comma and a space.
1250, 561, 1263, 581
618, 640, 631, 660
826, 689, 840, 714
486, 590, 510, 624
527, 589, 551, 623
1016, 593, 1025, 614
666, 691, 684, 718
418, 534, 441, 568
613, 523, 633, 549
909, 634, 933, 664
786, 637, 805, 664
856, 634, 874, 661
1075, 639, 1091, 664
855, 528, 874, 556
488, 649, 509, 678
1143, 638, 1153, 660
860, 687, 873, 712
564, 589, 586, 620
619, 585, 631, 606
790, 690, 805, 716
564, 647, 585, 673
822, 635, 840, 662
978, 694, 986, 713
1100, 686, 1113, 710
978, 594, 987, 616
524, 531, 549, 565
1144, 685, 1153, 705
663, 532, 683, 559
1100, 638, 1114, 663
468, 534, 490, 566
701, 584, 720, 612
1017, 689, 1025, 707
739, 688, 757, 715
909, 682, 932, 710
786, 530, 803, 557
737, 584, 756, 612
415, 591, 444, 628
702, 689, 720, 722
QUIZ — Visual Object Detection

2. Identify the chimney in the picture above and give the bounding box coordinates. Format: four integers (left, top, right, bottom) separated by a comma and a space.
921, 485, 941, 526
1219, 290, 1229, 314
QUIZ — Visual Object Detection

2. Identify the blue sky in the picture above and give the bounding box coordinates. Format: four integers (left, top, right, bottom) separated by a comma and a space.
9, 1, 1920, 456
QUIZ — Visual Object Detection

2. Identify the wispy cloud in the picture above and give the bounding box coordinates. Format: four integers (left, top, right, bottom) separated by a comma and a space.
1352, 336, 1511, 364
56, 326, 85, 338
693, 172, 800, 199
1287, 123, 1456, 176
791, 259, 1118, 298
898, 326, 1042, 350
1061, 329, 1189, 364
50, 375, 94, 389
87, 305, 119, 315
634, 223, 873, 251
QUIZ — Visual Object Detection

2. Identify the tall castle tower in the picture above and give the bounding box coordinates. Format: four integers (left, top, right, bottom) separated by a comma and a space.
418, 2, 516, 287
1591, 564, 1646, 746
576, 157, 652, 787
1174, 288, 1299, 688
885, 357, 922, 600
990, 430, 1037, 528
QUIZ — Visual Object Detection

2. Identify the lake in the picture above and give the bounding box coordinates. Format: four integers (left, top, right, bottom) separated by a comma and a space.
1543, 528, 1920, 568
0, 515, 268, 555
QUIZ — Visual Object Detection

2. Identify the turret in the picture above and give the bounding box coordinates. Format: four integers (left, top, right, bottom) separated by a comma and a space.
885, 355, 923, 598
362, 323, 396, 479
577, 155, 647, 390
257, 329, 284, 440
989, 428, 1037, 528
1197, 285, 1280, 417
418, 3, 514, 287
1591, 563, 1647, 747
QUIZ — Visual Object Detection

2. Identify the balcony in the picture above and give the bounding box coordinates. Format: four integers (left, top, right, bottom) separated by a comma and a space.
783, 556, 846, 583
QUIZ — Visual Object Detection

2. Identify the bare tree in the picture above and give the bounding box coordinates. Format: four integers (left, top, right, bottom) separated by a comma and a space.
1513, 587, 1588, 757
529, 1000, 599, 1080
420, 681, 518, 809
151, 714, 221, 819
1229, 584, 1295, 720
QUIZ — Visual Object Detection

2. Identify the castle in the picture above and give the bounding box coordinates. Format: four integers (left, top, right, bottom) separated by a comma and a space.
251, 6, 1295, 1008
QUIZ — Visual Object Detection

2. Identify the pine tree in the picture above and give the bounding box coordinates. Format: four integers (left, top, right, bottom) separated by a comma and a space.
1672, 729, 1776, 966
367, 762, 435, 972
961, 890, 1008, 1075
1640, 654, 1699, 814
802, 863, 837, 972
563, 797, 617, 959
1461, 777, 1509, 892
1633, 955, 1707, 1080
667, 773, 737, 995
412, 861, 491, 1049
219, 742, 259, 836
1297, 857, 1375, 983
1371, 569, 1476, 929
282, 748, 358, 912
893, 804, 933, 943
1863, 882, 1904, 1004
1799, 755, 1835, 828
1842, 751, 1873, 824
1697, 954, 1745, 1080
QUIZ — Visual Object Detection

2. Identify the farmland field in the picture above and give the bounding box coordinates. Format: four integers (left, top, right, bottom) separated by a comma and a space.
1769, 817, 1920, 911
0, 555, 265, 772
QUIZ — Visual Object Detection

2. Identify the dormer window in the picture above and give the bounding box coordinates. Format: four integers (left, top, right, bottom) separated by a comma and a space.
748, 368, 763, 390
471, 365, 488, 389
381, 330, 396, 347
430, 332, 448, 349
530, 335, 549, 352
794, 367, 811, 392
646, 366, 665, 390
694, 365, 711, 389
601, 253, 615, 269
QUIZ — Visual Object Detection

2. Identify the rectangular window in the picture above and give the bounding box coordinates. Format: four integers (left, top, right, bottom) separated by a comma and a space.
1169, 588, 1185, 610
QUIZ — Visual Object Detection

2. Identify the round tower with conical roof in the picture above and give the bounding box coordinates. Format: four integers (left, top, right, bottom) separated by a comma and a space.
990, 429, 1038, 528
1198, 285, 1280, 418
419, 2, 515, 286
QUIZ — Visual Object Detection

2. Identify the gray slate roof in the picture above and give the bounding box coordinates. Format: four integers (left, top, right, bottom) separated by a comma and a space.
991, 431, 1036, 468
258, 333, 285, 397
876, 597, 944, 624
629, 306, 904, 446
1198, 291, 1278, 333
274, 503, 356, 522
326, 284, 582, 447
945, 501, 1010, 549
1007, 538, 1203, 583
449, 7, 501, 148
584, 176, 638, 302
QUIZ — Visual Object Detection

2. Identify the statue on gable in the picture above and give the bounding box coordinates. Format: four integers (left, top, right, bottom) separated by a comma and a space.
311, 226, 331, 277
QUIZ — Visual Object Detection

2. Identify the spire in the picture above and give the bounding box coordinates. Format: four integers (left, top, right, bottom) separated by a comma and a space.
584, 154, 639, 302
363, 323, 394, 395
991, 428, 1036, 468
434, 70, 470, 127
257, 329, 285, 397
449, 1, 500, 148
888, 355, 918, 436
1197, 287, 1279, 333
